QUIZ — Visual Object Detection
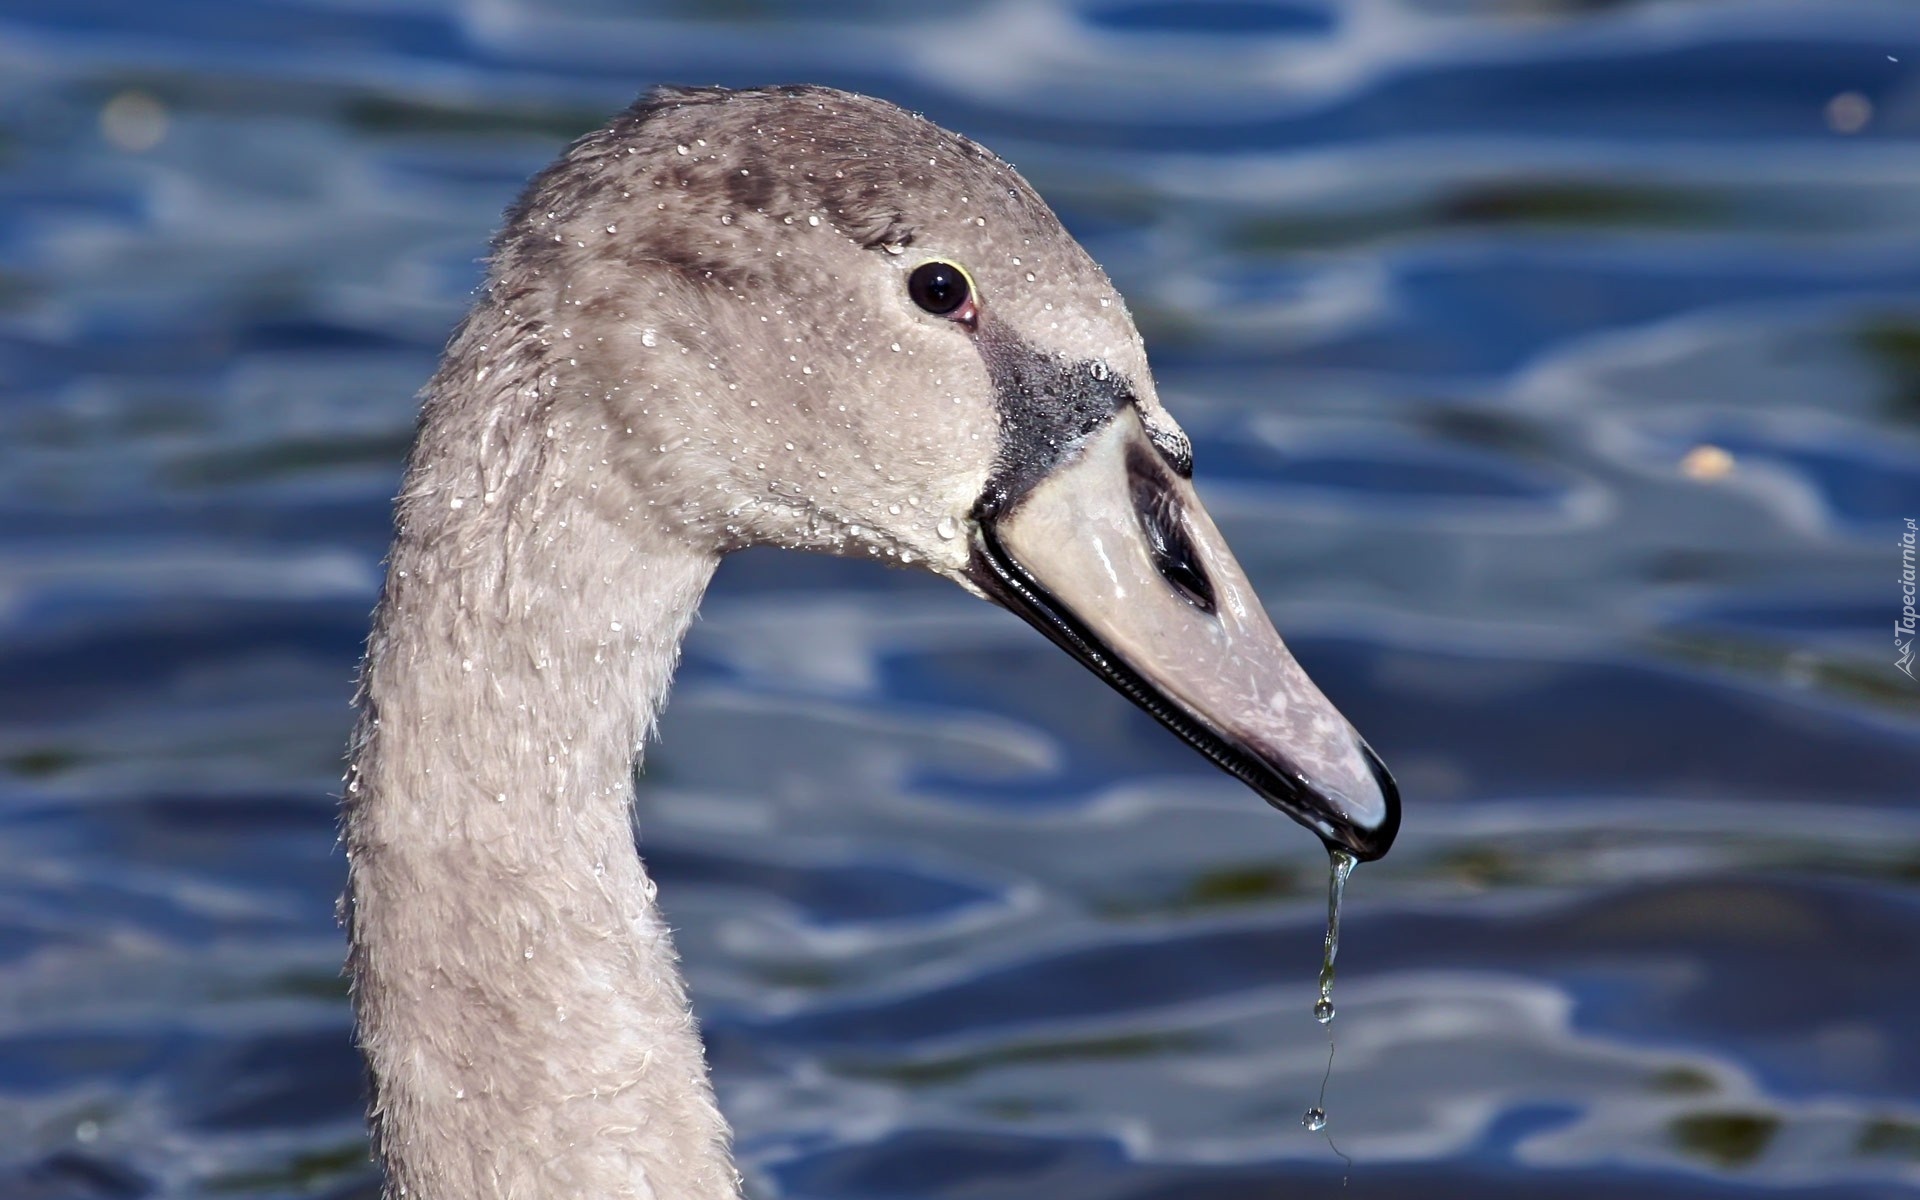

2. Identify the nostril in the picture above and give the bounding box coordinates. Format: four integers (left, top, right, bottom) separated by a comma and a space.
1151, 523, 1216, 613
1126, 445, 1216, 614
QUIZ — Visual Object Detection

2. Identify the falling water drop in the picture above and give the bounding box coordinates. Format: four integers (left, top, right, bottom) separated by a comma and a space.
1317, 847, 1355, 1021
1306, 846, 1357, 1177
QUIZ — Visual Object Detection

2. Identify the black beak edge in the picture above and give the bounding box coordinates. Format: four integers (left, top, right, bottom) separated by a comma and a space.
968, 524, 1400, 863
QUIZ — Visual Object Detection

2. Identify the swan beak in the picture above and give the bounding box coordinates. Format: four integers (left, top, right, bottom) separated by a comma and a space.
968, 409, 1400, 861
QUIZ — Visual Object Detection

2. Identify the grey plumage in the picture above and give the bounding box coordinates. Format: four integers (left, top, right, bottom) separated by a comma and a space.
344, 85, 1161, 1200
343, 83, 1395, 1200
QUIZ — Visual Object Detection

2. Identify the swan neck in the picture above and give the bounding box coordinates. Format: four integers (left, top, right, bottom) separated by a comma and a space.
344, 371, 734, 1199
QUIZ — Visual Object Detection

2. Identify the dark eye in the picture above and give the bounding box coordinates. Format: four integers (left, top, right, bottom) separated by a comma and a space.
908, 261, 971, 318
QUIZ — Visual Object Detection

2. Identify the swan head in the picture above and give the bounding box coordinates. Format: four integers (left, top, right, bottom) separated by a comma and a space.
489, 85, 1398, 861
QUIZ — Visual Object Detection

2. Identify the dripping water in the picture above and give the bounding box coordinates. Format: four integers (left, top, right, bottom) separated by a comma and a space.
1304, 847, 1356, 1177
1315, 846, 1354, 1025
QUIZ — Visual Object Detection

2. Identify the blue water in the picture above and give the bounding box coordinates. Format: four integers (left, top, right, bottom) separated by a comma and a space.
3, 0, 1919, 1196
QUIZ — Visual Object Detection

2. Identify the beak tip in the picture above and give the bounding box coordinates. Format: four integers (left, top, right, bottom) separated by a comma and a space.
1251, 736, 1400, 863
1333, 740, 1401, 863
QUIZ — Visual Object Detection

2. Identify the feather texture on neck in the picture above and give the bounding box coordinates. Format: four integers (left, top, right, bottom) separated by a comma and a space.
343, 305, 734, 1199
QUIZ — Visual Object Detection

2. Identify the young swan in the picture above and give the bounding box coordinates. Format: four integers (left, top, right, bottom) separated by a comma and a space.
344, 85, 1398, 1199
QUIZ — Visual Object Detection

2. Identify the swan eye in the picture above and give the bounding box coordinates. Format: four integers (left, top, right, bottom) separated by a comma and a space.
908, 261, 972, 320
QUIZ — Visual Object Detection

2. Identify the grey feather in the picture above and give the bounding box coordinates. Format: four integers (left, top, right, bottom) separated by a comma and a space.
343, 85, 1181, 1199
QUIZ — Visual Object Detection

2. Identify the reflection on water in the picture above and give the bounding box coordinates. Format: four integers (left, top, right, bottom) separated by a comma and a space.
2, 0, 1918, 1197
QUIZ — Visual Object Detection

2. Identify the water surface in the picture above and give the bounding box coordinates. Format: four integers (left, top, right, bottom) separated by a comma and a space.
2, 1, 1918, 1196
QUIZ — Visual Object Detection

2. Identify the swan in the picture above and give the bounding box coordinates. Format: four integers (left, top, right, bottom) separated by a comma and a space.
342, 84, 1400, 1199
